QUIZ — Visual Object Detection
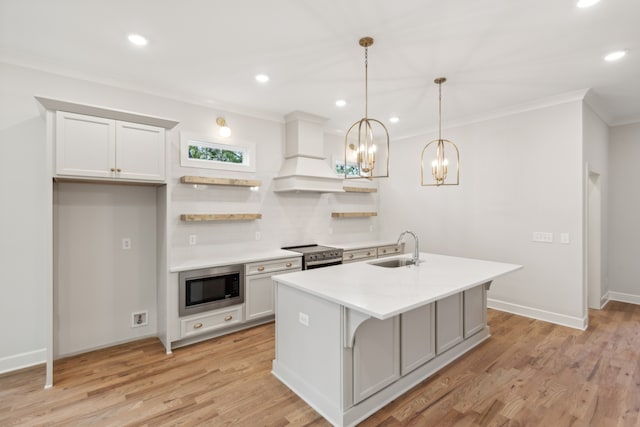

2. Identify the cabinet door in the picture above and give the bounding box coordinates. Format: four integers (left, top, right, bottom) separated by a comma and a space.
353, 316, 400, 404
56, 111, 116, 178
464, 285, 487, 337
245, 273, 277, 321
436, 293, 463, 354
401, 303, 435, 375
115, 121, 165, 181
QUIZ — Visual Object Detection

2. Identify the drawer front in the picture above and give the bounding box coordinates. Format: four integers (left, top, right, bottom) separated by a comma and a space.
377, 244, 403, 257
181, 306, 243, 338
343, 248, 376, 263
245, 257, 302, 276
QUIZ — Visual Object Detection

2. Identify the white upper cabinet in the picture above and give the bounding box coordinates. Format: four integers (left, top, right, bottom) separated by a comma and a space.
55, 111, 165, 182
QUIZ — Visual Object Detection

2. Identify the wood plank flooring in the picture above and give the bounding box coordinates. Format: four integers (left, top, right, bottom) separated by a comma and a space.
2, 302, 640, 426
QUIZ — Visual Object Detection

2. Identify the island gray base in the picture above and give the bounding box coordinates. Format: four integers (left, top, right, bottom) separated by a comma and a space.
273, 327, 489, 427
271, 282, 492, 427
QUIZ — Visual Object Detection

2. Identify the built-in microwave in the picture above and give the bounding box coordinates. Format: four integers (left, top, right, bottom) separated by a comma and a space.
179, 264, 244, 317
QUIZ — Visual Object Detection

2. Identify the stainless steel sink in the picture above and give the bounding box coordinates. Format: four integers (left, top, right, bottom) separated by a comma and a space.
369, 258, 416, 268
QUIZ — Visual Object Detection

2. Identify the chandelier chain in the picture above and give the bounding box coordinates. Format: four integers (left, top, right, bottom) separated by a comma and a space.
364, 46, 369, 120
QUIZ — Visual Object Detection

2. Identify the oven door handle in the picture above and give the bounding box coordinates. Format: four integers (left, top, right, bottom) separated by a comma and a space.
305, 259, 343, 268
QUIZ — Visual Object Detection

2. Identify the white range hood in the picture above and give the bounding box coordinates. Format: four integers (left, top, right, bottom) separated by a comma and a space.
273, 111, 344, 193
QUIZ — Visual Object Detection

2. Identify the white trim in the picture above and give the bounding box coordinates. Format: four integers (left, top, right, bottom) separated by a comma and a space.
608, 291, 640, 305
0, 348, 46, 375
488, 298, 587, 330
600, 291, 610, 309
394, 89, 590, 141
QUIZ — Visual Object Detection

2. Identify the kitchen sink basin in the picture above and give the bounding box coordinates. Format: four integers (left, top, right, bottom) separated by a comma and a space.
369, 258, 416, 268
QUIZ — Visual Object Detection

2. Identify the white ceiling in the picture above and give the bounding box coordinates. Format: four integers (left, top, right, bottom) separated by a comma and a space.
1, 0, 639, 138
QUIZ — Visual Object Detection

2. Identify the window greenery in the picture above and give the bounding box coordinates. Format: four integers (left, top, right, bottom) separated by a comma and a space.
188, 145, 244, 164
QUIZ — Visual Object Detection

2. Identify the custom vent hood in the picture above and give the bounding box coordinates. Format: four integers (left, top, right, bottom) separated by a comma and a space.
273, 111, 344, 193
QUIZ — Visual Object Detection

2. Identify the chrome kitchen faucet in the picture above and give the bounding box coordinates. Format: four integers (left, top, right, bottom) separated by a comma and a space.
397, 230, 420, 265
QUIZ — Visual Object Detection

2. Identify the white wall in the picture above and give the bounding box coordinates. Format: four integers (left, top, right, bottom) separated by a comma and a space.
379, 100, 586, 327
608, 122, 640, 303
53, 182, 158, 357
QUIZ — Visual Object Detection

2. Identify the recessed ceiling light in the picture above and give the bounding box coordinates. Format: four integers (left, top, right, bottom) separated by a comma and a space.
255, 74, 269, 83
336, 99, 347, 107
389, 117, 399, 123
604, 50, 627, 61
127, 34, 148, 46
577, 0, 599, 8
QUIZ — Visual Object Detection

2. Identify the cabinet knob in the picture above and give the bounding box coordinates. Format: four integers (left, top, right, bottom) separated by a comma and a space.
110, 168, 116, 172
367, 252, 371, 256
224, 315, 233, 321
193, 322, 203, 329
116, 168, 122, 172
349, 254, 354, 259
257, 266, 265, 272
394, 248, 399, 252
382, 249, 387, 254
286, 262, 292, 267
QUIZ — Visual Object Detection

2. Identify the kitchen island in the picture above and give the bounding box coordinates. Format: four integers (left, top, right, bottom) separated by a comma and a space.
271, 252, 522, 427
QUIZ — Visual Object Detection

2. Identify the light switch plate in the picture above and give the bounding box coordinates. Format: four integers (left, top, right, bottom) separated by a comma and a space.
298, 312, 309, 327
532, 232, 553, 243
122, 238, 131, 250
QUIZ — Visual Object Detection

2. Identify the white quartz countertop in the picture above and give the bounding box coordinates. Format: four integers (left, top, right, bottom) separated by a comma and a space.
272, 252, 523, 319
326, 240, 399, 251
170, 249, 301, 272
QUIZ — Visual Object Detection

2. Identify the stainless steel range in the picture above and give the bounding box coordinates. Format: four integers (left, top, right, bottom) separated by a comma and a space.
282, 244, 343, 270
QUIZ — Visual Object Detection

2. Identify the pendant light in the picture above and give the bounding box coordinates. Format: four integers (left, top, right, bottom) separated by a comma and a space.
421, 77, 459, 186
344, 37, 390, 179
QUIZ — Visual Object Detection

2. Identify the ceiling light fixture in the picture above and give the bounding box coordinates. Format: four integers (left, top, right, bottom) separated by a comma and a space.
421, 77, 459, 187
336, 99, 347, 107
344, 37, 390, 180
216, 117, 231, 138
255, 74, 269, 83
576, 0, 599, 8
127, 34, 148, 46
604, 50, 627, 61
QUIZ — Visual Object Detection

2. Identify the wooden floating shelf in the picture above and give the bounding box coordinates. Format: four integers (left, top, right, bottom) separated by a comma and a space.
180, 213, 262, 222
181, 176, 262, 187
331, 212, 378, 218
342, 186, 377, 193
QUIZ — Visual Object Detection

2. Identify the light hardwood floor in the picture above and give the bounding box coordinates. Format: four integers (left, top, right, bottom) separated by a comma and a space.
2, 302, 640, 426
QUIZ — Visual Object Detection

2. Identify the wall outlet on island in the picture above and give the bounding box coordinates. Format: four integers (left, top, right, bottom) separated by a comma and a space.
298, 312, 309, 327
189, 234, 197, 245
132, 311, 148, 327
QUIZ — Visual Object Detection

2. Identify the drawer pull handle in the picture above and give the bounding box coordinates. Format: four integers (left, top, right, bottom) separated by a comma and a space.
349, 254, 354, 259
193, 322, 203, 329
224, 315, 233, 321
257, 266, 265, 271
286, 262, 292, 267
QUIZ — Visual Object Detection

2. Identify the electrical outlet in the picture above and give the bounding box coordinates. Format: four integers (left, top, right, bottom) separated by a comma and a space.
560, 233, 570, 244
298, 312, 309, 327
122, 238, 131, 250
532, 232, 553, 243
189, 234, 197, 245
255, 231, 261, 241
132, 311, 148, 327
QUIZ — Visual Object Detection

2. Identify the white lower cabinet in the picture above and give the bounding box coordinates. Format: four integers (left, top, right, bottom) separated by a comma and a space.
352, 316, 400, 404
401, 303, 435, 375
245, 257, 301, 321
436, 293, 464, 354
181, 305, 243, 338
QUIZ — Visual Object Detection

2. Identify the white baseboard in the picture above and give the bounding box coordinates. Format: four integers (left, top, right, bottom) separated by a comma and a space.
608, 291, 640, 305
488, 299, 587, 330
0, 348, 46, 375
